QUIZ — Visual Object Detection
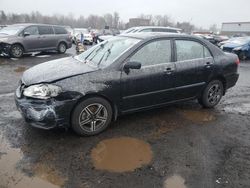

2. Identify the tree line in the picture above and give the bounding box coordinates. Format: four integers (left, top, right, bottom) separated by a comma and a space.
0, 10, 213, 33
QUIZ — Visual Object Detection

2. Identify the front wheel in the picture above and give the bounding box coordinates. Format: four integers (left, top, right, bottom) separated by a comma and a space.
10, 44, 24, 58
71, 97, 113, 136
198, 80, 224, 108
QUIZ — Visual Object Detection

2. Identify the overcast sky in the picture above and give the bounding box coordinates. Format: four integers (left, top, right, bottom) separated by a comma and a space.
1, 0, 249, 28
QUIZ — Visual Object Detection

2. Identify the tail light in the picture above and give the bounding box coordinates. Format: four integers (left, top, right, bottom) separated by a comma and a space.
235, 58, 240, 65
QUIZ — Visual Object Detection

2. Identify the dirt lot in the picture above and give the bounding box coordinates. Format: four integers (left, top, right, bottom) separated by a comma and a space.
0, 46, 250, 188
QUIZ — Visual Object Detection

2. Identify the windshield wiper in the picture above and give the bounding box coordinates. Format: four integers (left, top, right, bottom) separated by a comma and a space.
84, 41, 108, 62
97, 44, 114, 67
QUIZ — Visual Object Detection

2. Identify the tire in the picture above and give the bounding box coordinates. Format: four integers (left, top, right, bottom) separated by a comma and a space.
57, 42, 67, 54
71, 97, 113, 136
10, 44, 24, 58
198, 80, 224, 108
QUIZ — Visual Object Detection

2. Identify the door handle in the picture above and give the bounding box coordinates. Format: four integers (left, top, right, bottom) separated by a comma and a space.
205, 62, 213, 68
164, 67, 174, 74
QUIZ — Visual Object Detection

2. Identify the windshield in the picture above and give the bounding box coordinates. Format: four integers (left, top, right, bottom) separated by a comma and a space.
76, 36, 141, 68
0, 25, 24, 35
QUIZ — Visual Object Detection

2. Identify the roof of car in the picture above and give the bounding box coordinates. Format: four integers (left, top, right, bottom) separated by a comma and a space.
120, 32, 194, 40
130, 26, 182, 31
10, 23, 66, 27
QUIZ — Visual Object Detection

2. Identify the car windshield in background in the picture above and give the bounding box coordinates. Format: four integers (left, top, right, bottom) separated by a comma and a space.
76, 37, 141, 68
0, 25, 24, 35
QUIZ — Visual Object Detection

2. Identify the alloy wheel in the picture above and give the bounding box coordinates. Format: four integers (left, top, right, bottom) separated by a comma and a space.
207, 84, 222, 105
78, 103, 108, 133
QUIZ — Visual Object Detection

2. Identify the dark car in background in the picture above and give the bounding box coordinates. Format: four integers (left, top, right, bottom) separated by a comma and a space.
221, 37, 250, 60
15, 33, 239, 136
0, 23, 72, 58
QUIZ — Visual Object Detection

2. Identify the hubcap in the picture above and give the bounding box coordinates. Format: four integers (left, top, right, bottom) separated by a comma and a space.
60, 44, 66, 52
78, 103, 108, 132
12, 46, 22, 57
207, 84, 222, 105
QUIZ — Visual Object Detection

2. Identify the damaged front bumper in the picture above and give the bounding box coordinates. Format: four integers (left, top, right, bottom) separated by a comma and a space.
0, 42, 11, 56
15, 90, 80, 130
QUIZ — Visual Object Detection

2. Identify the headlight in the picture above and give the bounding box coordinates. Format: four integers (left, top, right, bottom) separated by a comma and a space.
233, 46, 242, 51
23, 84, 62, 99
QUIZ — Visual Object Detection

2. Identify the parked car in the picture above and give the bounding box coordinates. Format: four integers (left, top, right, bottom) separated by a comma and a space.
221, 37, 250, 60
15, 33, 239, 136
98, 26, 182, 42
96, 28, 120, 43
0, 23, 72, 58
73, 28, 93, 45
123, 26, 182, 34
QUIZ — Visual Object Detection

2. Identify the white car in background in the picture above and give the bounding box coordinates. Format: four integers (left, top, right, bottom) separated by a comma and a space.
73, 28, 93, 45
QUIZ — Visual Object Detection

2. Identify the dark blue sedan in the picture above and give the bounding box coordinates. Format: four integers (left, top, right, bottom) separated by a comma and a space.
221, 37, 250, 60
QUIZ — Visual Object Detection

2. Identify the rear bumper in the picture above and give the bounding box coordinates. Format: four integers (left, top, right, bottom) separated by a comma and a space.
225, 73, 239, 90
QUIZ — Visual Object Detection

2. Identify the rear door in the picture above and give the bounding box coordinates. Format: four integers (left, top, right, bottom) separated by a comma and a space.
38, 25, 56, 49
121, 39, 176, 112
173, 39, 214, 100
22, 26, 40, 51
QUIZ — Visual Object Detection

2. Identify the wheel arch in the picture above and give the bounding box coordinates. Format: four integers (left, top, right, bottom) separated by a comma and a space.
11, 43, 26, 52
57, 40, 68, 48
70, 93, 118, 124
209, 75, 227, 95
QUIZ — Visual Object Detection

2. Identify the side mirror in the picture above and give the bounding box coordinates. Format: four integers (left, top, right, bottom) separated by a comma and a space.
23, 32, 30, 37
124, 61, 141, 72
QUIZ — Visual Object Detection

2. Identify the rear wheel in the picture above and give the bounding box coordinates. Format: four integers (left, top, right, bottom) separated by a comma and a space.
198, 80, 224, 108
10, 44, 24, 58
71, 97, 113, 136
57, 42, 67, 54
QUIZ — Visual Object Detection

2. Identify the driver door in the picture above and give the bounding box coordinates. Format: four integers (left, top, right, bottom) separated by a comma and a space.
121, 39, 176, 112
22, 26, 41, 51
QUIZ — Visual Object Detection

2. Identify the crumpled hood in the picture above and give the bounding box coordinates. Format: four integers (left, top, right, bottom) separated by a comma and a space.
22, 57, 98, 86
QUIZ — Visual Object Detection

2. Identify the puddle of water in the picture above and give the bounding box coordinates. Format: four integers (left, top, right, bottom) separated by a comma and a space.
14, 66, 27, 73
91, 137, 153, 172
0, 135, 65, 188
164, 175, 186, 188
179, 109, 215, 123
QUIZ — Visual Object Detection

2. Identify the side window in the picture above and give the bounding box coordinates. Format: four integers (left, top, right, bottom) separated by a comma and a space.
23, 26, 39, 35
204, 46, 212, 57
176, 40, 204, 61
130, 40, 171, 67
54, 26, 68, 34
140, 28, 152, 32
38, 26, 54, 35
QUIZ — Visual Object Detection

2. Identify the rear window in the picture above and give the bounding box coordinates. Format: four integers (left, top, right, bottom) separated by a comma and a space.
54, 26, 68, 34
38, 26, 54, 35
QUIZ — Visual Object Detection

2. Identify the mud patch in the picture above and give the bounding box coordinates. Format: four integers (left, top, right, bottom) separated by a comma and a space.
0, 135, 65, 188
164, 175, 186, 188
14, 66, 27, 73
91, 137, 153, 172
179, 109, 216, 123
